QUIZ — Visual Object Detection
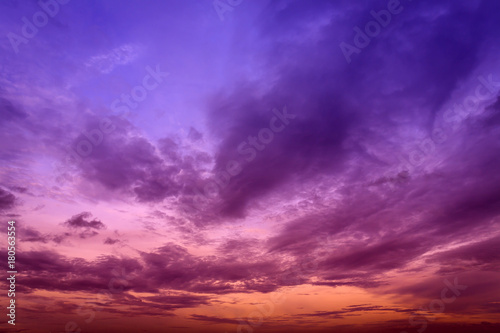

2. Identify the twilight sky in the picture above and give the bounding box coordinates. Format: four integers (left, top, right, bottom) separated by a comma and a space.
1, 0, 500, 332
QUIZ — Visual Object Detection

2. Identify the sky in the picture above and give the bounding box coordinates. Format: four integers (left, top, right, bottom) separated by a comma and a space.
1, 0, 500, 332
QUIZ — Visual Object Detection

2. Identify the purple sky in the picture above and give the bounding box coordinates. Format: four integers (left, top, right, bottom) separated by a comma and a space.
1, 0, 500, 332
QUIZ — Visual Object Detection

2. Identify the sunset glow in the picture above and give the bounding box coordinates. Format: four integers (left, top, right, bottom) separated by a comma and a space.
1, 1, 500, 332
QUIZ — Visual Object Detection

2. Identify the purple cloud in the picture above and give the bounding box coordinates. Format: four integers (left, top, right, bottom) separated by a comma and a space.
63, 212, 106, 230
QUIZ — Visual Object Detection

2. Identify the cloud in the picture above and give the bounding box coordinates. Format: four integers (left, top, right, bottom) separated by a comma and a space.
143, 294, 211, 310
85, 44, 140, 74
0, 97, 28, 124
73, 122, 185, 203
298, 304, 416, 319
189, 314, 241, 325
104, 237, 120, 245
428, 235, 500, 273
0, 187, 16, 211
63, 212, 106, 230
1, 0, 500, 330
9, 186, 28, 193
176, 0, 500, 221
11, 242, 303, 296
